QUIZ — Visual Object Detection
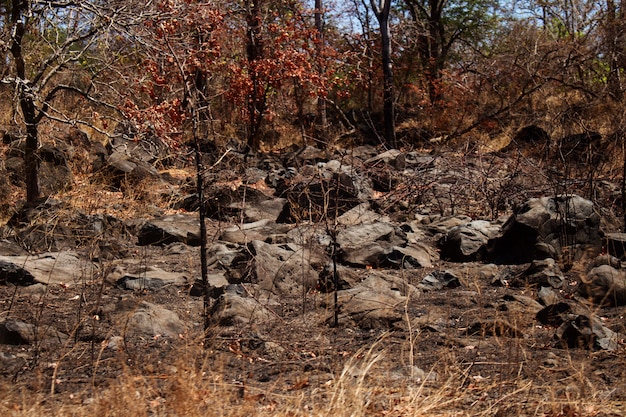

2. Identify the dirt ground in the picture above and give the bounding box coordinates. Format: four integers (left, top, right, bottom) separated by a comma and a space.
0, 240, 624, 416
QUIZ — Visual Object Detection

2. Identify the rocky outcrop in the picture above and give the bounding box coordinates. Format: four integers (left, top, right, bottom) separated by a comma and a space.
0, 251, 97, 286
486, 195, 601, 264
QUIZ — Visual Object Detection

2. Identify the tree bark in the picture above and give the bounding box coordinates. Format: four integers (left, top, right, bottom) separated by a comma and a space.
371, 0, 396, 148
246, 0, 266, 152
314, 0, 328, 148
10, 0, 40, 203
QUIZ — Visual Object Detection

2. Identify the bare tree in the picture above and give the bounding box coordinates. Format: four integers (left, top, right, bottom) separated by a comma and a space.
2, 0, 145, 203
370, 0, 396, 147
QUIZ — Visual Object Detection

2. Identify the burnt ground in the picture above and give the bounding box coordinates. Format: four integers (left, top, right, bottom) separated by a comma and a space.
0, 241, 625, 416
0, 146, 625, 416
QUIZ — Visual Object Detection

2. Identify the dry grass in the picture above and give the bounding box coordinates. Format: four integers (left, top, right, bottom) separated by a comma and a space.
0, 324, 623, 417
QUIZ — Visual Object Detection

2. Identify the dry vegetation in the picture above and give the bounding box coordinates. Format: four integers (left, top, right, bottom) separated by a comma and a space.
1, 1, 626, 415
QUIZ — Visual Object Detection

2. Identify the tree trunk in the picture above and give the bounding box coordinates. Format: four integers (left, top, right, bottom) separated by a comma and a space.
10, 0, 40, 203
606, 0, 625, 101
246, 0, 265, 152
371, 0, 396, 148
314, 0, 328, 148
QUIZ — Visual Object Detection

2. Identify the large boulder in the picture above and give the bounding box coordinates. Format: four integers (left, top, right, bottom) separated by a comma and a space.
487, 195, 601, 264
4, 142, 73, 195
219, 219, 291, 244
336, 222, 404, 267
439, 220, 500, 262
579, 264, 626, 306
277, 161, 372, 223
210, 287, 278, 326
120, 301, 186, 338
0, 251, 97, 286
136, 214, 220, 246
325, 270, 419, 329
244, 240, 320, 295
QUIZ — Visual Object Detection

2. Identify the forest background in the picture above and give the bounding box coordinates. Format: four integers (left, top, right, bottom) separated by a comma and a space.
0, 0, 625, 208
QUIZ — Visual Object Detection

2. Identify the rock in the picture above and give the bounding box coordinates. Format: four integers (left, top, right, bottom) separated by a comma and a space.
203, 184, 276, 221
380, 243, 436, 269
419, 270, 461, 291
555, 314, 618, 351
219, 219, 290, 244
588, 254, 621, 270
116, 266, 187, 291
316, 263, 354, 292
511, 258, 565, 289
276, 161, 371, 223
500, 293, 543, 315
282, 145, 328, 166
537, 286, 561, 306
579, 264, 626, 306
210, 288, 277, 326
487, 195, 601, 264
137, 214, 202, 246
439, 220, 499, 262
327, 271, 416, 329
123, 301, 186, 338
102, 151, 160, 187
0, 251, 96, 286
0, 259, 35, 285
337, 202, 390, 226
0, 319, 68, 345
243, 198, 288, 222
336, 222, 401, 267
246, 240, 319, 295
536, 302, 573, 327
365, 149, 405, 170
206, 243, 246, 270
189, 272, 230, 297
425, 216, 472, 236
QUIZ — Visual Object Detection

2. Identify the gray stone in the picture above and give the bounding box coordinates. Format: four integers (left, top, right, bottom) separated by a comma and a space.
243, 198, 288, 222
0, 240, 27, 256
0, 251, 96, 286
337, 203, 390, 226
124, 301, 186, 338
439, 220, 499, 261
338, 222, 396, 247
327, 271, 418, 329
0, 319, 68, 345
511, 258, 564, 289
579, 264, 626, 306
247, 240, 319, 295
211, 290, 276, 326
336, 222, 401, 266
137, 214, 202, 246
419, 270, 461, 291
381, 244, 435, 269
190, 272, 230, 297
555, 314, 619, 351
220, 219, 290, 244
487, 195, 601, 264
116, 266, 187, 291
365, 149, 405, 169
425, 216, 472, 236
537, 286, 561, 306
